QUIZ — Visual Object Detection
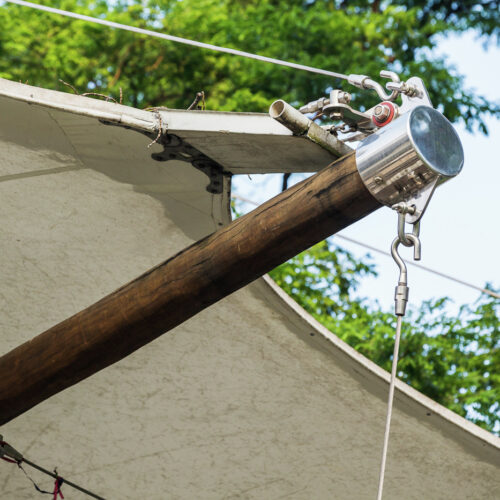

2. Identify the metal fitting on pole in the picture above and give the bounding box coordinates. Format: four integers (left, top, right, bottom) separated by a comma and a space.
356, 105, 464, 223
270, 99, 352, 158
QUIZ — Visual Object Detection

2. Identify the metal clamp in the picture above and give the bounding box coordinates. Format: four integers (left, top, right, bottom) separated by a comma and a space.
0, 436, 23, 462
356, 105, 463, 222
299, 70, 429, 141
322, 90, 374, 129
299, 89, 375, 131
296, 70, 463, 220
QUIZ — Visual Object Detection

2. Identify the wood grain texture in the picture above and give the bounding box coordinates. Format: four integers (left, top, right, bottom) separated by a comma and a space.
0, 152, 380, 424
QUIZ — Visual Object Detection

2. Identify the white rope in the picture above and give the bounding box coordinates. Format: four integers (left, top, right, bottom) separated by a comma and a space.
231, 195, 499, 300
376, 315, 403, 500
3, 0, 348, 80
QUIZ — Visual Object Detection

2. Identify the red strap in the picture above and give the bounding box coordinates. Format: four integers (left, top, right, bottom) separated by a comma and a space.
53, 477, 64, 499
1, 456, 19, 464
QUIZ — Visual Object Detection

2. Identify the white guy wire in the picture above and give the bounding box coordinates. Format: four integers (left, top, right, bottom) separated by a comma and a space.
376, 315, 403, 500
3, 0, 348, 80
232, 195, 500, 300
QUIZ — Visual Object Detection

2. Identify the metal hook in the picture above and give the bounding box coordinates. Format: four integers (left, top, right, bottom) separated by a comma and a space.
348, 71, 401, 102
391, 234, 420, 316
391, 234, 421, 285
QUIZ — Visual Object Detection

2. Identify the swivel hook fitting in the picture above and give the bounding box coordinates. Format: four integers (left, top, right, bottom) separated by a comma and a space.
391, 234, 421, 316
348, 71, 401, 102
393, 202, 420, 247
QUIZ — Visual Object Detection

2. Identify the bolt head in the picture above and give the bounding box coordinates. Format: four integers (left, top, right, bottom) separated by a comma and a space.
373, 104, 390, 120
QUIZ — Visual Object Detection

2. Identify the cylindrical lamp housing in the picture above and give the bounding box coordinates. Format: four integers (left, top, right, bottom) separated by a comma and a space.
356, 106, 464, 209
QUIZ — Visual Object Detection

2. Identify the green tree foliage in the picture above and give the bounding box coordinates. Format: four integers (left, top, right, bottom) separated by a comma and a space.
0, 0, 499, 131
1, 0, 499, 431
269, 240, 499, 433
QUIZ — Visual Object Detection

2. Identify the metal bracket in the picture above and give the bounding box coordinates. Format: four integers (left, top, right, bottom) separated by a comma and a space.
323, 89, 372, 129
397, 76, 433, 114
323, 102, 373, 129
389, 78, 437, 224
151, 134, 228, 194
99, 119, 228, 195
300, 89, 375, 131
402, 176, 439, 224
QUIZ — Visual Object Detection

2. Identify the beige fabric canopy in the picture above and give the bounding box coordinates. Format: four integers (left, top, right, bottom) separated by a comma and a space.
0, 79, 498, 499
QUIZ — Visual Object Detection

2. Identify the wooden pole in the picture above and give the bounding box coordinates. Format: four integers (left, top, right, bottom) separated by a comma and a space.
0, 153, 380, 424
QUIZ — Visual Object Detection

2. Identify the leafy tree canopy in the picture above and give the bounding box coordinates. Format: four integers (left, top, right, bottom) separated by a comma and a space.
0, 0, 499, 132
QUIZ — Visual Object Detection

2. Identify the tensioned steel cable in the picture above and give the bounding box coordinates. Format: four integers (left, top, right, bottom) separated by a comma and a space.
232, 195, 500, 299
0, 438, 105, 499
21, 457, 105, 499
3, 0, 348, 80
376, 314, 403, 500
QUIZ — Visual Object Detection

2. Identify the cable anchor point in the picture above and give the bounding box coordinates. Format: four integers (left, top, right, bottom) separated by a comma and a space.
393, 202, 420, 246
390, 202, 421, 317
391, 234, 420, 317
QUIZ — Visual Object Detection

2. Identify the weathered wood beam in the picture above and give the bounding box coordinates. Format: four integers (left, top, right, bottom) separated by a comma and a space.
0, 152, 380, 424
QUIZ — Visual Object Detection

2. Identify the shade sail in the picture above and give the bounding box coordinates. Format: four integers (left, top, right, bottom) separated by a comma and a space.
0, 79, 498, 499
